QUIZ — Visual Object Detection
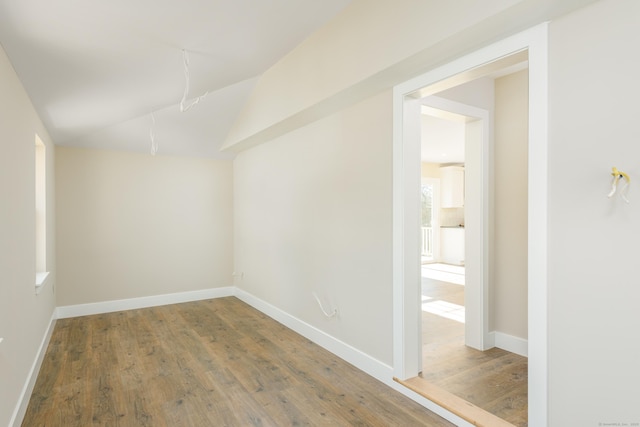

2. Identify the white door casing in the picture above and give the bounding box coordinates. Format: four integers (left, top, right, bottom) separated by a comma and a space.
392, 23, 548, 426
421, 96, 490, 351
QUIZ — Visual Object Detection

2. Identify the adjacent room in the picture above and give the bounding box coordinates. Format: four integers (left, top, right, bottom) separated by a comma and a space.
417, 69, 529, 426
2, 1, 640, 426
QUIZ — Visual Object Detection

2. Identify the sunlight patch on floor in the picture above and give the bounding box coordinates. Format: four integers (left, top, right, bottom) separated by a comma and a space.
422, 295, 465, 323
422, 264, 465, 285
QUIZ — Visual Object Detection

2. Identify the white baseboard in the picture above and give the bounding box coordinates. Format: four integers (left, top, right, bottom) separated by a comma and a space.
234, 288, 394, 381
490, 331, 528, 357
10, 311, 57, 427
56, 286, 234, 319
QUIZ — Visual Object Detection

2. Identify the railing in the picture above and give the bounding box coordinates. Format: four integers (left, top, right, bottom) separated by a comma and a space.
421, 227, 433, 258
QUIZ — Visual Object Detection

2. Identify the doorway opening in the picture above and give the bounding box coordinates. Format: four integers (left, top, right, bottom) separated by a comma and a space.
392, 24, 549, 427
419, 96, 489, 355
420, 84, 528, 425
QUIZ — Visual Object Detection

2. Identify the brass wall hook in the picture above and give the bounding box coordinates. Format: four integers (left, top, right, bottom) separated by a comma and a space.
608, 166, 630, 203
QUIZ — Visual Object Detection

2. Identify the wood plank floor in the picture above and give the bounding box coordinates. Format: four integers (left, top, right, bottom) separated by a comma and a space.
22, 297, 455, 427
421, 277, 528, 427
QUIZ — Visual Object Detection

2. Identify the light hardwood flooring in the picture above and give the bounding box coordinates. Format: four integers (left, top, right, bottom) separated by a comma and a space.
22, 297, 455, 427
421, 277, 528, 427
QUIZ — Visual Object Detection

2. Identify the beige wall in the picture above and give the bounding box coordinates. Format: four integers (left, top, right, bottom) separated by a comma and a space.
0, 45, 57, 426
55, 147, 233, 306
548, 0, 640, 424
234, 91, 394, 364
493, 69, 528, 338
421, 163, 441, 179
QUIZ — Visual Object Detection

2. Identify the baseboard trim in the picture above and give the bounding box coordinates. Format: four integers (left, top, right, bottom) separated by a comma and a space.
490, 331, 528, 357
56, 286, 235, 319
10, 311, 57, 427
234, 288, 393, 382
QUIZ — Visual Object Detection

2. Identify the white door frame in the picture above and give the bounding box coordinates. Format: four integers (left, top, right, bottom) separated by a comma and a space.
392, 23, 549, 426
422, 96, 491, 351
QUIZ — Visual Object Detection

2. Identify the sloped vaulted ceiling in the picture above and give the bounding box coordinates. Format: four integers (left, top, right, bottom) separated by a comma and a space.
0, 0, 351, 158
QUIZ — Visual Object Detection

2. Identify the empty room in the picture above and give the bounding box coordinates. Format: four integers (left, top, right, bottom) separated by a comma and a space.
1, 1, 639, 426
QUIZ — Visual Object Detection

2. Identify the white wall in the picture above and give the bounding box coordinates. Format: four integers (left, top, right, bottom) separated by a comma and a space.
0, 44, 57, 426
234, 91, 394, 364
494, 69, 528, 339
548, 0, 640, 424
56, 147, 233, 306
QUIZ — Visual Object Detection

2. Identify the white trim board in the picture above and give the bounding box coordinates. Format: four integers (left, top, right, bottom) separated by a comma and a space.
489, 332, 529, 358
10, 312, 57, 427
56, 287, 235, 319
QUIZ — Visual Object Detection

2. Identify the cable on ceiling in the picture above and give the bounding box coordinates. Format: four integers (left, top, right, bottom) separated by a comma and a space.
149, 111, 158, 156
148, 49, 209, 155
179, 49, 208, 112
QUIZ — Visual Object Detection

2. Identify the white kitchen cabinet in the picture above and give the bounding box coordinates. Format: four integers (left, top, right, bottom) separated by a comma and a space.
440, 166, 464, 208
440, 227, 465, 265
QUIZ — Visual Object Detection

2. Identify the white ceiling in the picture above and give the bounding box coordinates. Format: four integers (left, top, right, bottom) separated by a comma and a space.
0, 0, 352, 158
420, 109, 466, 164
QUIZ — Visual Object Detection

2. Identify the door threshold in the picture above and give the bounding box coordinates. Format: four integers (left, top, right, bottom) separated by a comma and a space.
394, 376, 517, 427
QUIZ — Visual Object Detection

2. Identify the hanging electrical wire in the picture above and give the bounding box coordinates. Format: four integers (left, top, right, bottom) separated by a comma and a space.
179, 49, 208, 112
148, 49, 208, 155
149, 111, 158, 155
